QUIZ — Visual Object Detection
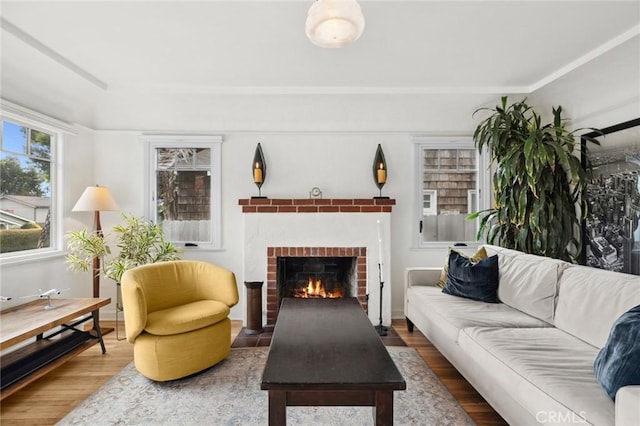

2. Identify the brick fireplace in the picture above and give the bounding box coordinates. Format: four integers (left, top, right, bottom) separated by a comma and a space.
266, 246, 367, 324
240, 197, 395, 327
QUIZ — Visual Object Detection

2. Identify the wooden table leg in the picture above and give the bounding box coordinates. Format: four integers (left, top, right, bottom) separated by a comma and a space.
268, 390, 287, 426
375, 391, 394, 426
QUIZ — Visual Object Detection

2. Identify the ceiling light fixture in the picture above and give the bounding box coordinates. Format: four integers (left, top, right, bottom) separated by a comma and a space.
305, 0, 365, 48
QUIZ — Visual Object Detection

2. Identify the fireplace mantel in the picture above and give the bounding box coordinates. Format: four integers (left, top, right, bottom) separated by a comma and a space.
238, 198, 395, 213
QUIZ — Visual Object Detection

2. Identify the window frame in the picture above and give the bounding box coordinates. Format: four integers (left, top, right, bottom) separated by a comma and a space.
413, 136, 490, 249
468, 189, 478, 215
143, 135, 223, 251
0, 101, 70, 265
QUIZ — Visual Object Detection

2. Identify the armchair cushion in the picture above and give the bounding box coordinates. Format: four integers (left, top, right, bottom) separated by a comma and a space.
146, 300, 231, 336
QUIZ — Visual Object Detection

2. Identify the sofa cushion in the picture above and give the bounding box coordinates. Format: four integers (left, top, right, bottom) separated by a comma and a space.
436, 246, 488, 289
443, 251, 498, 303
406, 286, 550, 343
555, 265, 640, 348
594, 305, 640, 400
459, 326, 614, 426
483, 244, 570, 324
146, 300, 230, 336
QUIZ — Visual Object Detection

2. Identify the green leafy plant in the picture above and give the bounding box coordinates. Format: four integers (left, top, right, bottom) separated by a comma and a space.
468, 96, 599, 262
66, 212, 180, 283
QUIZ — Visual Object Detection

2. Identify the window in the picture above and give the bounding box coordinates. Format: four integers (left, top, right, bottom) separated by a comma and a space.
422, 190, 437, 216
414, 137, 489, 247
0, 118, 57, 256
144, 136, 222, 249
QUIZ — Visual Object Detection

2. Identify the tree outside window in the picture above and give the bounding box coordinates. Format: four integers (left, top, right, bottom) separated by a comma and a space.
0, 121, 54, 253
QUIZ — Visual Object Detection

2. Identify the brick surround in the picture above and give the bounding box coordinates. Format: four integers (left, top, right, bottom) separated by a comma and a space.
238, 198, 396, 213
266, 246, 368, 325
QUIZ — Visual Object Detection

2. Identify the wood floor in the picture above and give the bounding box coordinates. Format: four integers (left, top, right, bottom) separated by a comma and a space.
1, 320, 507, 425
393, 319, 507, 426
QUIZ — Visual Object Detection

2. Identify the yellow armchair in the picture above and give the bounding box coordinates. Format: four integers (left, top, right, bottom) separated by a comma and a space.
121, 260, 239, 381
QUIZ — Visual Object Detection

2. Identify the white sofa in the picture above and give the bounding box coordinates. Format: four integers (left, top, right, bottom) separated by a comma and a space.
404, 244, 640, 426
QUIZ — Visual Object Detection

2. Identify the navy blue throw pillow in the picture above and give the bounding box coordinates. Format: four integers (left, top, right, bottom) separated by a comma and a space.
442, 251, 499, 303
594, 305, 640, 400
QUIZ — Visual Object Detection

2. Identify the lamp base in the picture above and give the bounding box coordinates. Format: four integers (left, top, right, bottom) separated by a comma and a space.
373, 196, 390, 199
251, 196, 268, 199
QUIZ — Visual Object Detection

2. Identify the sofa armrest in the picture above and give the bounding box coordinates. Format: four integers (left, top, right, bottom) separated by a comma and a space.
616, 385, 640, 426
405, 267, 442, 316
406, 267, 442, 288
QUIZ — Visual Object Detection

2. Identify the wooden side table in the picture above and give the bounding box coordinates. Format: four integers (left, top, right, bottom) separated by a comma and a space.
0, 297, 110, 400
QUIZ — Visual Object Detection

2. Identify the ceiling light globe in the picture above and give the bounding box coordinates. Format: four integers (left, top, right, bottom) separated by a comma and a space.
305, 0, 365, 48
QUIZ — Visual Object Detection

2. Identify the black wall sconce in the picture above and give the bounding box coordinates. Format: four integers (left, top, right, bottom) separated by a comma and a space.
252, 143, 267, 198
372, 144, 388, 199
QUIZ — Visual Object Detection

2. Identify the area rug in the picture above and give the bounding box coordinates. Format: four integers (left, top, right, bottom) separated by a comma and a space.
59, 347, 475, 425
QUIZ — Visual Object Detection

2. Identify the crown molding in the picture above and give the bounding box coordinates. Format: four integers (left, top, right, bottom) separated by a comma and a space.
107, 84, 529, 95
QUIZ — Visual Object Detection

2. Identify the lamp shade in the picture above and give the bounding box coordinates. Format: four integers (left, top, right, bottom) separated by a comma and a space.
72, 185, 119, 212
305, 0, 365, 48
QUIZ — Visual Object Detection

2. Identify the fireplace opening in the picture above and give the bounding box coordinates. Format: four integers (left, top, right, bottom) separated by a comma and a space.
277, 256, 356, 304
267, 247, 367, 325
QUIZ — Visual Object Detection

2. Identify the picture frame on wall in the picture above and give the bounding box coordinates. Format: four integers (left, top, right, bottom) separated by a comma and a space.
581, 117, 640, 275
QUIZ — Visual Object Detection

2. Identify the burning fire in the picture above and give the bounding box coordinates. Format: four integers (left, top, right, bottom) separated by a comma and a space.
295, 277, 344, 298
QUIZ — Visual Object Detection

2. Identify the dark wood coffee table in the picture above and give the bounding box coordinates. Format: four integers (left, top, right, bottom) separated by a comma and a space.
261, 297, 405, 425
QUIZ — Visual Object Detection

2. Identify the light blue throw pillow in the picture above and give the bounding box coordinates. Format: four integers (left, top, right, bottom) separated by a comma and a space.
594, 304, 640, 400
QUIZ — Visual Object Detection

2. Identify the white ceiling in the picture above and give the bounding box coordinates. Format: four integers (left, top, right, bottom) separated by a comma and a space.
1, 1, 639, 130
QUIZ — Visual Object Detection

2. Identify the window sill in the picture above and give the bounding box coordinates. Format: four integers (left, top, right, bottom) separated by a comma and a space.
0, 249, 66, 267
411, 242, 482, 251
178, 245, 226, 253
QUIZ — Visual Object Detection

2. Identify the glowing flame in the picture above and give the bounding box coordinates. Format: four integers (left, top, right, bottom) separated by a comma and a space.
295, 277, 344, 299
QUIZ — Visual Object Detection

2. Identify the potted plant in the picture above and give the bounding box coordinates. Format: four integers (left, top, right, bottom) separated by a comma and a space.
468, 96, 599, 262
66, 212, 180, 283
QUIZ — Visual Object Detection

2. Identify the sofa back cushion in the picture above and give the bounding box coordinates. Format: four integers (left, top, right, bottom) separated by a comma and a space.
483, 245, 570, 323
554, 265, 640, 348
